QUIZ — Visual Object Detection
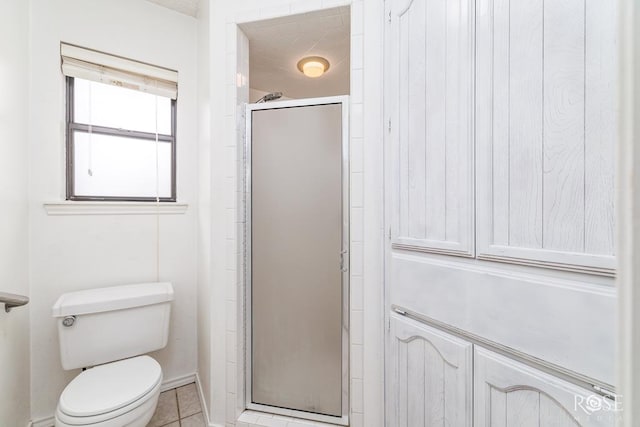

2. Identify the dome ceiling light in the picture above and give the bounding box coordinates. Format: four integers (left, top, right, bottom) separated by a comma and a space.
297, 56, 330, 78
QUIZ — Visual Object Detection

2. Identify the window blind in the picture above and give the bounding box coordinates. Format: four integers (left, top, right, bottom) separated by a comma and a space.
61, 43, 178, 99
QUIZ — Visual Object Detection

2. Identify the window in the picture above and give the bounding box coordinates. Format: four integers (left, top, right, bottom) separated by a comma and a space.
62, 43, 178, 201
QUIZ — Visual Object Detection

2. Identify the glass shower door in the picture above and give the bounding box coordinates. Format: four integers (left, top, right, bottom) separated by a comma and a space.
247, 98, 348, 421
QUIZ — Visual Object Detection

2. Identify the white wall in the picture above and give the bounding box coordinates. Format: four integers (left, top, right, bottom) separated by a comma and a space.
27, 0, 199, 421
196, 0, 213, 421
0, 0, 31, 425
201, 1, 229, 424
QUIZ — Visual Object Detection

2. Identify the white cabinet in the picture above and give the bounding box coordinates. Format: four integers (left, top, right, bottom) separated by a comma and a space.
386, 0, 475, 256
388, 315, 617, 427
385, 0, 618, 273
474, 347, 616, 427
474, 0, 617, 274
389, 314, 473, 427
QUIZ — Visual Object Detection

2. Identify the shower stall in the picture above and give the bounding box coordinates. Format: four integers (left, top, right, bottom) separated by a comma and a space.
245, 96, 349, 424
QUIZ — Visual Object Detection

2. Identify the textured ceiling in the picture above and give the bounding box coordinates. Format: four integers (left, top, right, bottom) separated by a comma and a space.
144, 0, 198, 17
240, 7, 350, 100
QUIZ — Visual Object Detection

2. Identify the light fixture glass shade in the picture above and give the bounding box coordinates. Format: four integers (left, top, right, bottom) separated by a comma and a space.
303, 61, 325, 78
297, 56, 330, 78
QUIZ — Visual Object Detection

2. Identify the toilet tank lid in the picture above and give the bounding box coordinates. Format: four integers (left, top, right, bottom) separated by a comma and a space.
52, 282, 174, 317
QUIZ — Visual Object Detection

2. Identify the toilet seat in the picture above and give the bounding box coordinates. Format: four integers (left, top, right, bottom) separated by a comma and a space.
56, 355, 162, 426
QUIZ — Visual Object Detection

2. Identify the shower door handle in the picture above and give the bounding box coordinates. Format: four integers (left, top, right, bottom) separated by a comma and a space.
340, 250, 349, 272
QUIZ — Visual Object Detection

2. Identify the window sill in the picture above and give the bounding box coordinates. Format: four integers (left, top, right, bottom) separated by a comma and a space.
43, 201, 189, 216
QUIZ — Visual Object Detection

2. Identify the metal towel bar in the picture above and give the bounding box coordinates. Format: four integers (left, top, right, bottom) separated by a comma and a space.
0, 291, 29, 313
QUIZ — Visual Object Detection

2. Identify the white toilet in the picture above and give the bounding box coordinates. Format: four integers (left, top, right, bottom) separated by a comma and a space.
51, 282, 174, 427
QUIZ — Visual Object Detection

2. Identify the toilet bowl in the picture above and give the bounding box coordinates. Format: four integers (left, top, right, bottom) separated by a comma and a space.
55, 356, 162, 427
52, 283, 174, 427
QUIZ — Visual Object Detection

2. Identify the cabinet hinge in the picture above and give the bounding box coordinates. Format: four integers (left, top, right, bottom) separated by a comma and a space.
387, 10, 392, 23
388, 118, 392, 133
388, 227, 392, 240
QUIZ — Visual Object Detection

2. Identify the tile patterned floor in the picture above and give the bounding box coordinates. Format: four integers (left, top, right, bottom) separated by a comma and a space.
148, 383, 206, 427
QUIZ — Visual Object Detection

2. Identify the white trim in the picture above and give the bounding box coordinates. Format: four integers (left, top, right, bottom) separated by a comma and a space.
43, 201, 188, 216
159, 372, 197, 392
476, 247, 615, 277
196, 373, 219, 427
476, 245, 616, 276
617, 0, 639, 424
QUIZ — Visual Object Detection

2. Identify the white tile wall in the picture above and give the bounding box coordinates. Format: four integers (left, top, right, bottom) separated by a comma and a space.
349, 413, 363, 427
349, 276, 363, 311
226, 208, 237, 239
350, 310, 363, 345
350, 1, 363, 35
350, 69, 363, 104
350, 173, 364, 208
350, 344, 363, 379
350, 208, 364, 242
350, 104, 364, 139
226, 362, 237, 394
235, 9, 260, 25
322, 0, 351, 8
226, 331, 237, 365
259, 4, 291, 20
347, 2, 365, 425
225, 1, 366, 426
350, 379, 363, 413
350, 137, 363, 173
350, 242, 363, 276
350, 35, 364, 70
290, 0, 323, 14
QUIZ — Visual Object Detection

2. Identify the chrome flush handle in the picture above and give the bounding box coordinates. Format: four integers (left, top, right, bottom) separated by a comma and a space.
62, 316, 76, 327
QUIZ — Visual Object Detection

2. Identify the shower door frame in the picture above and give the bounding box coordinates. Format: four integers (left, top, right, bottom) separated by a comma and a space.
244, 96, 350, 425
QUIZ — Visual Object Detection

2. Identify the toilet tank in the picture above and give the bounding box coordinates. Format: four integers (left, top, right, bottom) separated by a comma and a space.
52, 282, 173, 370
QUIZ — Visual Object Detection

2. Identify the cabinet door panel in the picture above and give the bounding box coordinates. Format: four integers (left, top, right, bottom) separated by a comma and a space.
387, 0, 474, 256
474, 347, 617, 427
389, 314, 472, 426
476, 0, 617, 273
